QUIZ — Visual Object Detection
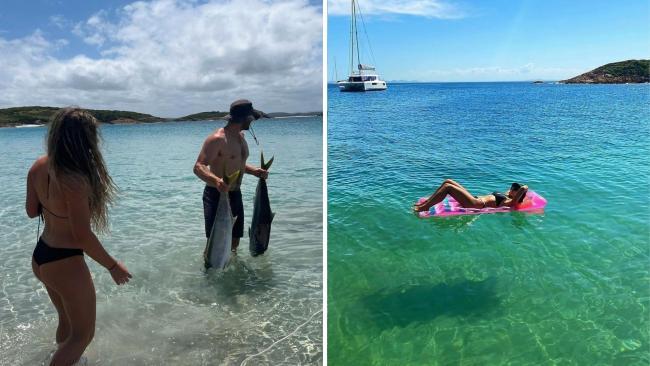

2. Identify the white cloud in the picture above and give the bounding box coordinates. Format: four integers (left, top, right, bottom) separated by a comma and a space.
0, 0, 322, 116
49, 15, 67, 29
72, 10, 118, 46
328, 0, 464, 18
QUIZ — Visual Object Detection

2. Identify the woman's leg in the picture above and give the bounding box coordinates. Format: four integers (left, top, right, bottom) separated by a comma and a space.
32, 259, 71, 345
414, 181, 452, 210
415, 182, 483, 211
39, 256, 96, 366
443, 179, 465, 190
46, 286, 71, 345
416, 179, 468, 206
446, 185, 484, 208
415, 180, 475, 211
414, 182, 454, 211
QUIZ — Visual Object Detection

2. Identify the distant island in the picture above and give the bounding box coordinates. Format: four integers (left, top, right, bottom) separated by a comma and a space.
176, 111, 322, 121
0, 107, 322, 128
560, 59, 649, 84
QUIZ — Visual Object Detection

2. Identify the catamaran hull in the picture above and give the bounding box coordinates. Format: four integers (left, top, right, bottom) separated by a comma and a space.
338, 81, 387, 92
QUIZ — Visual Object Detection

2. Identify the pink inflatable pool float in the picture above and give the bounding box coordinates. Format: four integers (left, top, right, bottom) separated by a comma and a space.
417, 190, 547, 218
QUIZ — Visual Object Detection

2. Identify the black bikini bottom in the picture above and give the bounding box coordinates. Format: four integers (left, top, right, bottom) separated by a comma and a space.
33, 237, 83, 266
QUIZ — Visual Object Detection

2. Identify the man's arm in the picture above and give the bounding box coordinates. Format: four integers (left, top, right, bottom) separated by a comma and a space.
245, 164, 268, 179
193, 136, 228, 191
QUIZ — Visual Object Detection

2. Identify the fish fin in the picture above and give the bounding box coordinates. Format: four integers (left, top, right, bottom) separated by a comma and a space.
204, 253, 211, 268
224, 170, 240, 188
261, 151, 274, 171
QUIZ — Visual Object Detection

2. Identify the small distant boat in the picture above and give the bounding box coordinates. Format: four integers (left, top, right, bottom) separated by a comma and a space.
338, 0, 387, 92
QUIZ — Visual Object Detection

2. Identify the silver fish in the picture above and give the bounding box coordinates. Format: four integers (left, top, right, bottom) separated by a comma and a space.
249, 152, 275, 256
205, 170, 240, 269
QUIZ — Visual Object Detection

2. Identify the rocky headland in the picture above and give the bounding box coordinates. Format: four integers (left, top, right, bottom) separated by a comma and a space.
560, 59, 649, 84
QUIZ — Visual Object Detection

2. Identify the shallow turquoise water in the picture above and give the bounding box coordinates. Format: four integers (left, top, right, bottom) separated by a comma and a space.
328, 83, 650, 365
0, 118, 322, 365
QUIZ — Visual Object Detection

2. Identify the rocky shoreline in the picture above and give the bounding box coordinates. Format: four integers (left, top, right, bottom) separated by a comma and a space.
560, 59, 649, 84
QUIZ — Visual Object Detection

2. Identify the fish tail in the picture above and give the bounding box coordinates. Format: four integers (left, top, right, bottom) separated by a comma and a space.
224, 170, 240, 188
261, 151, 274, 171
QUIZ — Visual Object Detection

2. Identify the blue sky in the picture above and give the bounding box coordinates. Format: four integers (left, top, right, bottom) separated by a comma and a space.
0, 0, 323, 116
0, 0, 135, 59
328, 0, 650, 81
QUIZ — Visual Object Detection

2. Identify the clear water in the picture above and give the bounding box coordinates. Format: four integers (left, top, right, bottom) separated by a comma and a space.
0, 118, 323, 365
327, 83, 650, 365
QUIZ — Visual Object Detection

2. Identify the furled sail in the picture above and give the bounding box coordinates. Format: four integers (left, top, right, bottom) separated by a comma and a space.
358, 64, 376, 71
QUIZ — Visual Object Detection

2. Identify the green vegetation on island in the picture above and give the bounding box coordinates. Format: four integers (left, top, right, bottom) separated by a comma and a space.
0, 106, 165, 127
170, 111, 323, 121
0, 106, 60, 127
172, 111, 228, 121
560, 59, 650, 84
0, 106, 323, 127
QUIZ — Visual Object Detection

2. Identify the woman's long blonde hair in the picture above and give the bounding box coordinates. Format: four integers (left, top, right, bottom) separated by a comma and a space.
47, 108, 117, 232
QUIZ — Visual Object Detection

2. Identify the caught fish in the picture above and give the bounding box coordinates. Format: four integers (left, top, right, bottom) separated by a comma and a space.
205, 170, 240, 269
249, 152, 275, 256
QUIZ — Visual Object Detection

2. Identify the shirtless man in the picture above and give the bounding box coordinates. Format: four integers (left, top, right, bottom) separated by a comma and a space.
193, 99, 269, 254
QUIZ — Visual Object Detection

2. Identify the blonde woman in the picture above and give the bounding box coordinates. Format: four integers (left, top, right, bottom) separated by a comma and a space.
25, 108, 131, 365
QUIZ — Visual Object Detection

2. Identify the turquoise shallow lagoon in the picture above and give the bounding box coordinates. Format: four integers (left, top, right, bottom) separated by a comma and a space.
0, 117, 322, 365
328, 83, 649, 365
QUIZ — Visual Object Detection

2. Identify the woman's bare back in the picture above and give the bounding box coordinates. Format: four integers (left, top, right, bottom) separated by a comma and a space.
28, 156, 80, 249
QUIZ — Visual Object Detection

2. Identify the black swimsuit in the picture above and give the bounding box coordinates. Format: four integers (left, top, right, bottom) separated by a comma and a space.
32, 174, 84, 266
492, 192, 508, 207
33, 237, 83, 266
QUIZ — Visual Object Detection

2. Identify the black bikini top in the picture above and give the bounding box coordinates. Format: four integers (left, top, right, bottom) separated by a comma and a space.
492, 191, 508, 206
40, 174, 69, 219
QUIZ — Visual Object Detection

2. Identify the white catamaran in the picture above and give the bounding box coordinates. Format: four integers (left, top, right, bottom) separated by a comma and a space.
337, 0, 387, 92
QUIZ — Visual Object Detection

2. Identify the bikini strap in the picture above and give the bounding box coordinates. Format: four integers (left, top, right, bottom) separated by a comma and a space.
40, 173, 69, 219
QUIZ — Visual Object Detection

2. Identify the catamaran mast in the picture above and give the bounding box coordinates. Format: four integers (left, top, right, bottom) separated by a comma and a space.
349, 0, 365, 75
349, 0, 354, 75
353, 0, 361, 73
